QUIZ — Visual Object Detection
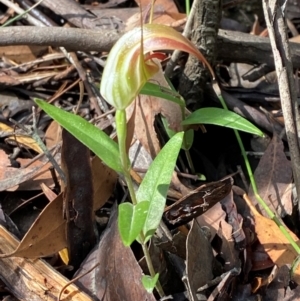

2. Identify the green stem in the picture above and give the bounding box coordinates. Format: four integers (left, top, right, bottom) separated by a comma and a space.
140, 236, 165, 297
115, 109, 165, 296
234, 125, 300, 254
115, 109, 137, 205
185, 149, 195, 174
214, 82, 300, 255
185, 0, 190, 15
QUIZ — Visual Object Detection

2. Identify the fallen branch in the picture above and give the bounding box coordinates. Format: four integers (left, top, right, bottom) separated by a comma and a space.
0, 27, 300, 69
0, 225, 93, 301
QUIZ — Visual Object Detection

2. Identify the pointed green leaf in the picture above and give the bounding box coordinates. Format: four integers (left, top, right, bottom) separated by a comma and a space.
141, 82, 185, 108
161, 116, 194, 151
161, 116, 176, 139
182, 107, 264, 136
136, 132, 184, 242
118, 201, 150, 246
182, 129, 194, 150
142, 274, 159, 293
35, 99, 123, 172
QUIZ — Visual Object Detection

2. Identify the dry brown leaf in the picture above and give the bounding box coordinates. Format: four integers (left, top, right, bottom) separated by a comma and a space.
95, 0, 127, 8
44, 120, 62, 149
197, 203, 226, 239
250, 14, 263, 36
221, 191, 246, 248
1, 155, 117, 258
92, 156, 118, 211
197, 193, 241, 272
289, 35, 300, 43
126, 4, 186, 30
249, 133, 293, 217
243, 194, 300, 283
0, 159, 52, 191
40, 182, 58, 201
0, 194, 66, 258
132, 64, 183, 158
75, 204, 156, 301
6, 154, 61, 191
186, 220, 214, 300
0, 73, 21, 85
251, 240, 274, 271
0, 45, 47, 63
0, 122, 43, 153
0, 7, 14, 25
39, 184, 69, 264
170, 171, 192, 196
0, 150, 11, 167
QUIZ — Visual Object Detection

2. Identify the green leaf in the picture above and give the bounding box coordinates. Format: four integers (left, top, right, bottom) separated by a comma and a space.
142, 274, 159, 293
136, 132, 184, 242
141, 82, 185, 108
182, 129, 194, 150
118, 201, 150, 246
182, 107, 264, 137
161, 116, 176, 139
35, 99, 123, 172
197, 173, 206, 181
161, 116, 194, 151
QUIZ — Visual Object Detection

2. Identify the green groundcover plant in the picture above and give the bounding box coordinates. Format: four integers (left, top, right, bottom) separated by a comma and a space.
35, 23, 263, 296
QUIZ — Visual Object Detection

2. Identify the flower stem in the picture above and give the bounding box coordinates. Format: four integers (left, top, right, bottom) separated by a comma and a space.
115, 109, 165, 296
185, 149, 195, 174
115, 109, 137, 205
140, 234, 165, 298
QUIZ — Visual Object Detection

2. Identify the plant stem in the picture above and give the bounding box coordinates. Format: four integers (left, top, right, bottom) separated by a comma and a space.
185, 0, 190, 15
185, 149, 195, 174
115, 109, 165, 296
115, 109, 138, 205
213, 82, 300, 255
140, 236, 165, 297
234, 122, 300, 253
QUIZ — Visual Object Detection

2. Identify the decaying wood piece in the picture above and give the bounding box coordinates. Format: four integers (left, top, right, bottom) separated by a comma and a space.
0, 225, 93, 301
178, 0, 222, 104
0, 27, 120, 52
61, 130, 96, 271
216, 29, 300, 69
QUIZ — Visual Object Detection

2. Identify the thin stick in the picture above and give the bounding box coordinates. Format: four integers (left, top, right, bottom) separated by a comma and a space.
262, 0, 300, 213
164, 0, 199, 77
0, 0, 45, 27
9, 108, 66, 184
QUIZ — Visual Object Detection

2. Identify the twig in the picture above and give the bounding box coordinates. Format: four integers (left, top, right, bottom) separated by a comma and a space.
262, 0, 300, 211
0, 0, 45, 26
2, 1, 103, 115
9, 108, 66, 184
197, 267, 240, 291
59, 47, 102, 115
15, 0, 57, 26
57, 262, 101, 301
1, 26, 300, 70
164, 0, 199, 77
0, 26, 120, 52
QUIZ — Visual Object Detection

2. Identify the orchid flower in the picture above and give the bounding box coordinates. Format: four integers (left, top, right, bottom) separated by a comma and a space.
100, 23, 214, 110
